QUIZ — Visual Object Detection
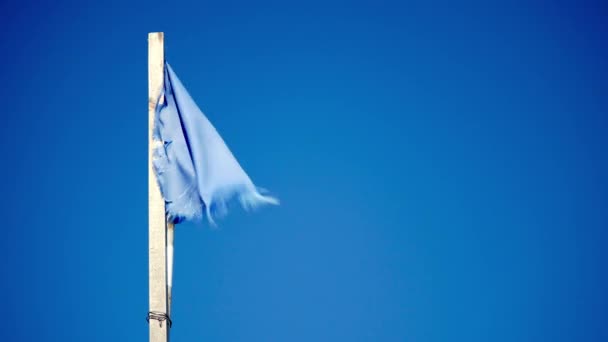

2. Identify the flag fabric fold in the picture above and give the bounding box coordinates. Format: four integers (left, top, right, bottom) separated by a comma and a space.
153, 62, 278, 224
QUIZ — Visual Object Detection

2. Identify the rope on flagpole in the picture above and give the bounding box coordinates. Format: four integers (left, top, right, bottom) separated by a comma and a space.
147, 311, 172, 328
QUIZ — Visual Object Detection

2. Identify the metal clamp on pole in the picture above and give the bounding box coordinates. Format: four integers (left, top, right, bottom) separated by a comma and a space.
147, 311, 172, 328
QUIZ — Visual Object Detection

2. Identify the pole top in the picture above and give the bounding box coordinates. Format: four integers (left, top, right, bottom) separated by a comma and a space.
148, 32, 164, 39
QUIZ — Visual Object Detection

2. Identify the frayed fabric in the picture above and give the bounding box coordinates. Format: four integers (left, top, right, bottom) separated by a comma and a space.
152, 63, 278, 224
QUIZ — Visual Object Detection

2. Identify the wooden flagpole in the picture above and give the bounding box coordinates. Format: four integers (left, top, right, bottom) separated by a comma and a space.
148, 32, 170, 342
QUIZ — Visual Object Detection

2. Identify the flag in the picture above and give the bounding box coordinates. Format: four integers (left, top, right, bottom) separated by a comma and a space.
153, 62, 278, 224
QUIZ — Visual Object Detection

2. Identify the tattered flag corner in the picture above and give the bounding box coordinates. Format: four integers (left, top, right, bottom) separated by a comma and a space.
152, 62, 278, 225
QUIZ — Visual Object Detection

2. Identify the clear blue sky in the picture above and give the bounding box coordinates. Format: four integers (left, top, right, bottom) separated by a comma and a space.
1, 1, 607, 341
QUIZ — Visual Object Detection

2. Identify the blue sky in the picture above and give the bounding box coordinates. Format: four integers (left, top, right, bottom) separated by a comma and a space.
1, 1, 607, 341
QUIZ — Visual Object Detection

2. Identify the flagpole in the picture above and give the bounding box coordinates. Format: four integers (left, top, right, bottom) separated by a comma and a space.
167, 222, 174, 316
148, 32, 170, 342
